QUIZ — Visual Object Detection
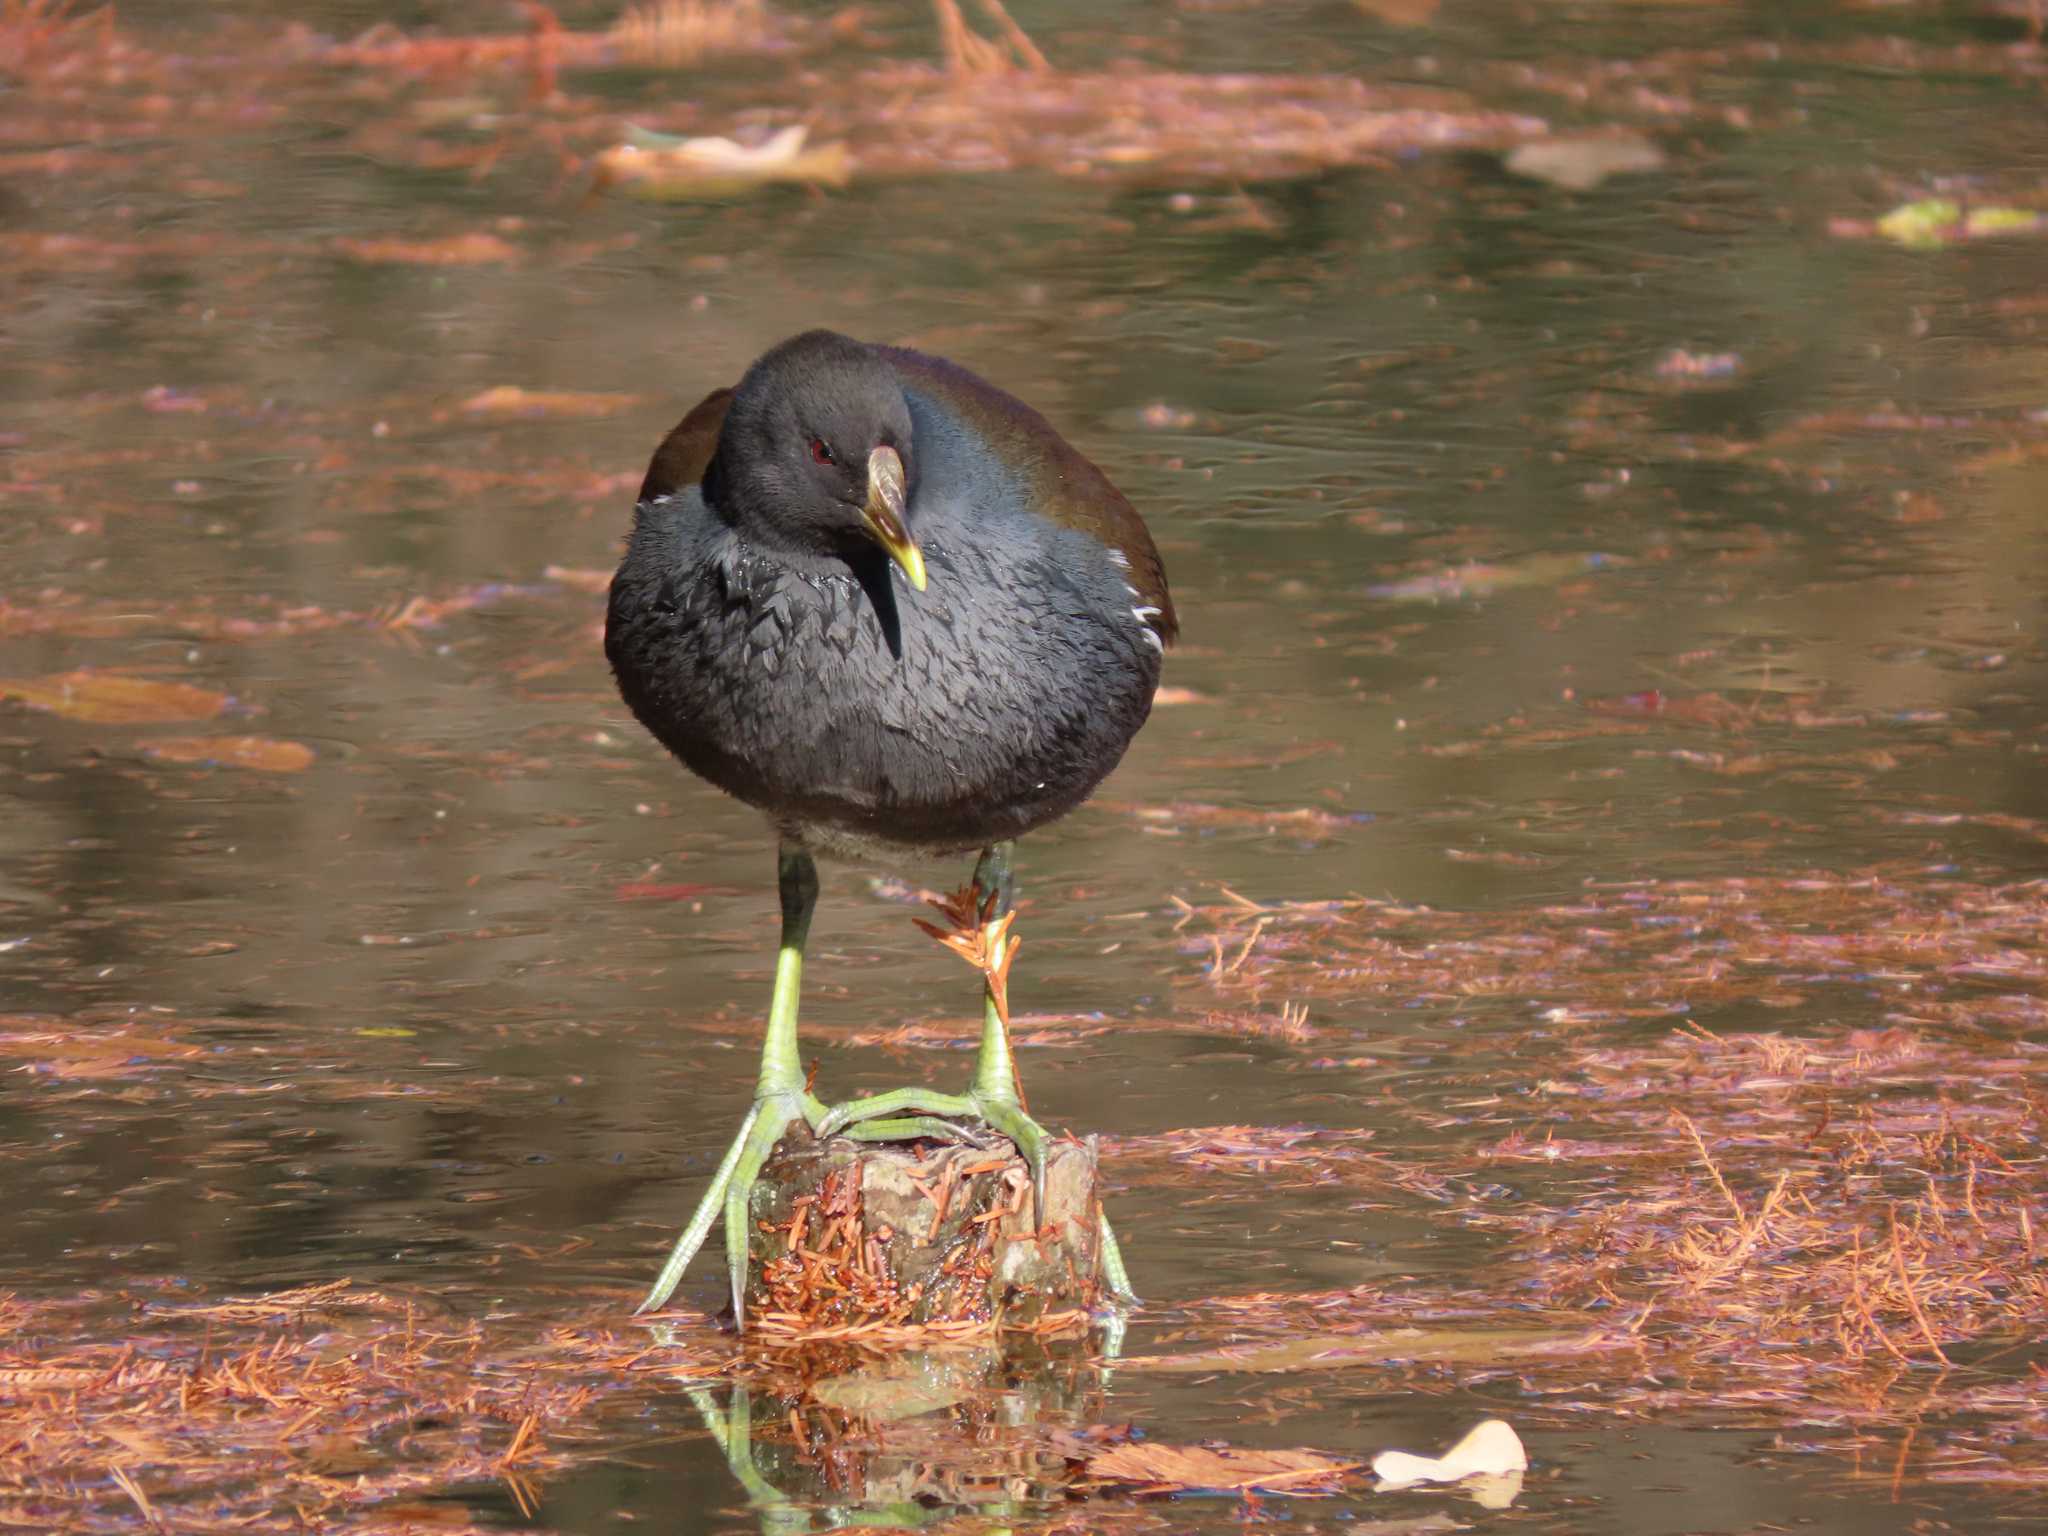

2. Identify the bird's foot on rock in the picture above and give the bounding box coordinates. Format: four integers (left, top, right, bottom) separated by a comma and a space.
814, 1087, 1138, 1305
838, 1113, 981, 1143
634, 1088, 826, 1324
972, 1096, 1137, 1302
815, 1085, 978, 1146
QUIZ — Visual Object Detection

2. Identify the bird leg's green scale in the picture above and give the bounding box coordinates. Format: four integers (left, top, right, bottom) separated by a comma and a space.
636, 846, 828, 1320
815, 841, 1138, 1304
637, 841, 1136, 1317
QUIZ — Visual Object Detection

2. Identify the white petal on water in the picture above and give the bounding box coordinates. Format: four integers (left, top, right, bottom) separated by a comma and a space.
1372, 1418, 1528, 1489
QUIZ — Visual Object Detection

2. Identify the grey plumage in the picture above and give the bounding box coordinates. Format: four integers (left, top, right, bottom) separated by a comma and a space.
606, 332, 1171, 861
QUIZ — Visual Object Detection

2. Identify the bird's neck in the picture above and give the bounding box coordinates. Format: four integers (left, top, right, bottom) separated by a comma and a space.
710, 521, 866, 598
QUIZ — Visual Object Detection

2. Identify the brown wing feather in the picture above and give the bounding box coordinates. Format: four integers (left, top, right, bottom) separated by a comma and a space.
878, 346, 1178, 644
638, 386, 734, 504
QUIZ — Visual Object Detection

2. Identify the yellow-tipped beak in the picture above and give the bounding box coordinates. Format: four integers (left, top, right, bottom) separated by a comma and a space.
861, 444, 925, 592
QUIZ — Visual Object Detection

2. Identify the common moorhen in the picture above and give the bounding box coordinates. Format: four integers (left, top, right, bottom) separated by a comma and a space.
606, 330, 1176, 1320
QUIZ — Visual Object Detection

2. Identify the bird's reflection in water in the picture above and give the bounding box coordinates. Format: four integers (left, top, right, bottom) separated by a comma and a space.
682, 1323, 1124, 1533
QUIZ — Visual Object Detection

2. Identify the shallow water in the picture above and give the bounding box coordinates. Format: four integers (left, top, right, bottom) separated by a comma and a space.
5, 0, 2048, 1531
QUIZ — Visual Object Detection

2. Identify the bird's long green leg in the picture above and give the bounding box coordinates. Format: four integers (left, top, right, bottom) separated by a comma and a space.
965, 840, 1020, 1112
963, 842, 1138, 1304
637, 845, 828, 1321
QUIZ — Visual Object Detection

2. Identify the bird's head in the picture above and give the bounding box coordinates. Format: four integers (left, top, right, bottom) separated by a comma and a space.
709, 330, 925, 591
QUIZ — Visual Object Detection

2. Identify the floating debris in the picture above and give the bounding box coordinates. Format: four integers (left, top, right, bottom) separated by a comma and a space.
807, 65, 1545, 181
1654, 347, 1744, 382
1085, 1439, 1361, 1495
461, 385, 642, 418
0, 1283, 723, 1532
1830, 198, 2047, 249
0, 670, 233, 724
1374, 1420, 1527, 1509
141, 735, 315, 772
610, 0, 781, 68
1374, 1418, 1528, 1488
1506, 129, 1665, 190
594, 123, 852, 200
1367, 552, 1616, 603
335, 231, 521, 266
1119, 1327, 1606, 1374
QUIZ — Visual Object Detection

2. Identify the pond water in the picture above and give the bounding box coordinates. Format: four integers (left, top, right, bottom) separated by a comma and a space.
4, 1, 2046, 1532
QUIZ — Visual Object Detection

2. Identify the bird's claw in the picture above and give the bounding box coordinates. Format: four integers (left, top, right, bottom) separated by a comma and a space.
635, 1089, 823, 1324
814, 1086, 975, 1142
814, 1085, 1142, 1301
817, 1086, 1047, 1213
650, 1085, 1135, 1319
838, 1113, 981, 1144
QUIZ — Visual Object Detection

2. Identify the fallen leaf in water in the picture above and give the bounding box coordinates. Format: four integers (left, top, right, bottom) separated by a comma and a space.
1867, 198, 2045, 250
335, 232, 520, 265
142, 384, 208, 413
462, 386, 641, 419
1444, 846, 1551, 867
1961, 206, 2042, 237
1120, 1327, 1600, 1373
1099, 800, 1369, 839
0, 1284, 720, 1530
0, 1366, 105, 1392
143, 735, 314, 772
1352, 0, 1440, 26
1374, 1418, 1527, 1509
1368, 553, 1616, 602
1087, 1440, 1360, 1493
0, 1028, 205, 1079
616, 882, 717, 901
1506, 131, 1664, 190
100, 1427, 181, 1474
596, 123, 852, 200
825, 64, 1544, 182
316, 6, 786, 76
357, 1502, 478, 1529
0, 671, 232, 724
610, 0, 788, 65
1654, 348, 1743, 382
297, 1432, 388, 1476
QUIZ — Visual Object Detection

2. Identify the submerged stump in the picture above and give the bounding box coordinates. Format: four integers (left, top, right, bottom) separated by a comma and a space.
744, 1128, 1106, 1335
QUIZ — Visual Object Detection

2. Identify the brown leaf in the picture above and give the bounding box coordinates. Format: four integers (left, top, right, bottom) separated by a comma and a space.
359, 1502, 477, 1528
98, 1423, 173, 1460
461, 386, 641, 419
0, 670, 231, 724
0, 1029, 206, 1079
335, 233, 520, 266
1352, 0, 1439, 24
143, 735, 314, 772
0, 1366, 103, 1392
1087, 1440, 1360, 1492
1119, 1327, 1603, 1373
615, 881, 716, 902
298, 1432, 387, 1476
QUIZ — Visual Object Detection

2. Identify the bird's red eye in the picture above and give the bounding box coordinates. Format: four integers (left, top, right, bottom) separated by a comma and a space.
808, 438, 835, 466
